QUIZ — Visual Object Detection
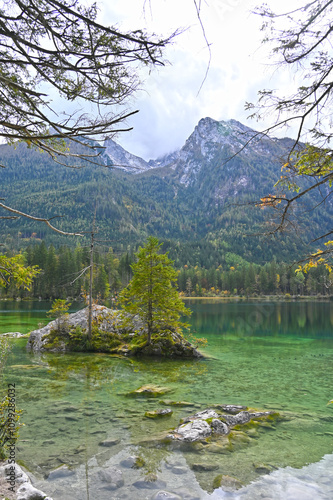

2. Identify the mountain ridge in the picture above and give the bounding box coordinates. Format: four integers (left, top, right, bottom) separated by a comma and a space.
0, 117, 331, 265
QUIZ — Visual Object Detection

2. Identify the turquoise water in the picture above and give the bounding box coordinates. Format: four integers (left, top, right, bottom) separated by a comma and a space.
0, 300, 81, 334
2, 299, 333, 499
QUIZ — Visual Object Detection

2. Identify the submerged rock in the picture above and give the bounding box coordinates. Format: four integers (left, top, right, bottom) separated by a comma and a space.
159, 400, 196, 407
127, 385, 172, 398
120, 455, 145, 469
145, 409, 173, 419
133, 477, 167, 490
192, 463, 219, 472
152, 491, 183, 500
98, 467, 124, 490
253, 462, 278, 474
99, 438, 120, 447
213, 474, 244, 491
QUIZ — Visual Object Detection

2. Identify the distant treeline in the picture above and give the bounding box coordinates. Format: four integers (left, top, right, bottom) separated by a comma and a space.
1, 242, 331, 300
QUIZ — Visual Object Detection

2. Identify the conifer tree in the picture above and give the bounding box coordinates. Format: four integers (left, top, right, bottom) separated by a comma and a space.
119, 236, 191, 345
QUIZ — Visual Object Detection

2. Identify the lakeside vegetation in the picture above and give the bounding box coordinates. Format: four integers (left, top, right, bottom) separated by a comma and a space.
1, 241, 332, 301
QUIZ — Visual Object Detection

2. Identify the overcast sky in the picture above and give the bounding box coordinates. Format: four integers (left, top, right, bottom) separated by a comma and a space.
95, 0, 302, 160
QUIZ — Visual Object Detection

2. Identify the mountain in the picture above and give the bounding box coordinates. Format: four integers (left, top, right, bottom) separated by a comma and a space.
0, 117, 331, 265
103, 138, 152, 173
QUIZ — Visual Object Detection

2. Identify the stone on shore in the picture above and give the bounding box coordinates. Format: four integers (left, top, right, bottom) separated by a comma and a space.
0, 462, 52, 500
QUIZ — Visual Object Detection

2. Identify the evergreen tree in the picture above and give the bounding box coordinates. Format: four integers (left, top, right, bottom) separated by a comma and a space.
119, 236, 191, 345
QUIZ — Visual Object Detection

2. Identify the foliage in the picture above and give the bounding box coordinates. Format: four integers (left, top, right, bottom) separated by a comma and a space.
1, 242, 332, 300
0, 254, 39, 289
0, 0, 173, 162
47, 299, 71, 320
119, 236, 191, 345
0, 0, 175, 232
44, 323, 124, 353
249, 1, 333, 268
1, 118, 332, 263
0, 254, 34, 458
185, 331, 208, 348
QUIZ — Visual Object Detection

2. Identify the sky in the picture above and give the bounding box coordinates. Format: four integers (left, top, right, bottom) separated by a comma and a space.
94, 0, 303, 160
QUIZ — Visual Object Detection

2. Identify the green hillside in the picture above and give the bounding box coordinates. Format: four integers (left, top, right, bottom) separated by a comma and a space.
1, 118, 332, 266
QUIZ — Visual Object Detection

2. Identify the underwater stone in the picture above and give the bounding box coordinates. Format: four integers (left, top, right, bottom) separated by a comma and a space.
133, 478, 167, 490
205, 442, 232, 454
64, 415, 79, 421
98, 467, 124, 490
62, 406, 80, 412
213, 474, 244, 491
151, 491, 183, 499
47, 465, 75, 480
169, 466, 187, 475
99, 438, 120, 447
191, 463, 219, 472
159, 400, 195, 407
145, 408, 173, 419
127, 385, 171, 398
253, 462, 277, 474
120, 455, 145, 468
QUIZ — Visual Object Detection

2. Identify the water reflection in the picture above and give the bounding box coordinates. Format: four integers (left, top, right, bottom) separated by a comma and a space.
186, 300, 333, 338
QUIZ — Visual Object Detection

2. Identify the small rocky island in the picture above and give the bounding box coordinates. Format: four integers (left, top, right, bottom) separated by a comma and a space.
26, 305, 203, 359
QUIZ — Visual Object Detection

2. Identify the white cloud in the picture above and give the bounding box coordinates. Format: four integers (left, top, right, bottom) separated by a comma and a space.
75, 0, 305, 159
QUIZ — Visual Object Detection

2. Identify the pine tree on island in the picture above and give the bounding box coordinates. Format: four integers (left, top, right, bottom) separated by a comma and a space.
119, 236, 191, 346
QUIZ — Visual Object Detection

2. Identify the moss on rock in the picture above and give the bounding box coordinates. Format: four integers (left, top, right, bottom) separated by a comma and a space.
28, 306, 203, 359
145, 409, 173, 419
127, 385, 172, 398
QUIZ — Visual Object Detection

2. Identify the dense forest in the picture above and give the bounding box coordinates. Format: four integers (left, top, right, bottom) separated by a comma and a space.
1, 119, 332, 267
1, 242, 331, 300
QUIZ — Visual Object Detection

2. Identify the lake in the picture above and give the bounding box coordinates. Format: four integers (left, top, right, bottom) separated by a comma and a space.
1, 299, 333, 499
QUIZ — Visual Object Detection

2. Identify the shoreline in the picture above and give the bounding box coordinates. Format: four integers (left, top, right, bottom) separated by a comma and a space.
182, 295, 332, 301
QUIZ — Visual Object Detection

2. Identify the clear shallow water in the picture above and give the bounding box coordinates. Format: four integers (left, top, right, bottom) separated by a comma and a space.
2, 299, 333, 499
0, 300, 81, 334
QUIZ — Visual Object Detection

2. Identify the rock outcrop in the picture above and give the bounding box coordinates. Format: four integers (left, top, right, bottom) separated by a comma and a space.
167, 406, 280, 443
26, 305, 203, 359
0, 461, 52, 500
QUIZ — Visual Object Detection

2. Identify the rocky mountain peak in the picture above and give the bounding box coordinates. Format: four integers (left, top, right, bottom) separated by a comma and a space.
103, 138, 152, 173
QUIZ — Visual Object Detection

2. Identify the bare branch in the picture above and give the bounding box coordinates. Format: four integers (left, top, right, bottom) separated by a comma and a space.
0, 202, 83, 236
